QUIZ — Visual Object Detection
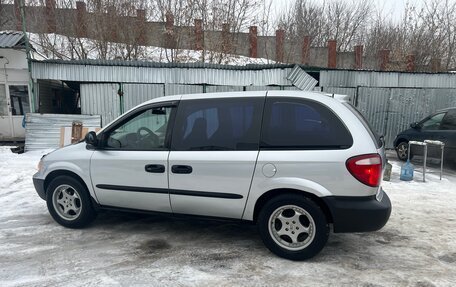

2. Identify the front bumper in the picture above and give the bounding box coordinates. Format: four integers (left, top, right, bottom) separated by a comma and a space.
33, 174, 46, 200
322, 189, 391, 233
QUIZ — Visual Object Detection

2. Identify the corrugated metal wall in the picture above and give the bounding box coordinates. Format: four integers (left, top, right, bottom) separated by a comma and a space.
321, 87, 357, 105
320, 70, 456, 149
80, 83, 298, 127
205, 85, 243, 93
165, 84, 203, 96
80, 84, 119, 127
123, 84, 164, 110
320, 70, 456, 88
356, 88, 456, 148
33, 64, 456, 150
25, 114, 101, 151
32, 62, 301, 87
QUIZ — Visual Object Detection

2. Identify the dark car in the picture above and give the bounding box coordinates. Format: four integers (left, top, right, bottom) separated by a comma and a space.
393, 108, 456, 164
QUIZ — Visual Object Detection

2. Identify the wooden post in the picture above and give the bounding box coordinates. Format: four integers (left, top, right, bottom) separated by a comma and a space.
71, 121, 83, 144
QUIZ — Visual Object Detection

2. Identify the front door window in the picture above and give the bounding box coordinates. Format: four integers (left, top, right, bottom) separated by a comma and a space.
104, 106, 173, 150
421, 113, 446, 130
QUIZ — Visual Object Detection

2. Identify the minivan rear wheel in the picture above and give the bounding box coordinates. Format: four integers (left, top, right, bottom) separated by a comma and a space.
258, 194, 329, 260
46, 175, 97, 228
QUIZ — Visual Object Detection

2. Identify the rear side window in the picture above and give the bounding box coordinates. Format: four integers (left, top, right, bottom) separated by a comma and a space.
261, 97, 353, 149
172, 98, 263, 151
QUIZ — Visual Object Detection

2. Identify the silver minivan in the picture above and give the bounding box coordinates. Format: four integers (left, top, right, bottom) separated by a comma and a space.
33, 91, 391, 260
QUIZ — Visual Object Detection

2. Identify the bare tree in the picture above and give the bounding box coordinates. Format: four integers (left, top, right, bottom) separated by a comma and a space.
12, 0, 456, 70
256, 0, 275, 63
0, 0, 13, 28
365, 0, 456, 71
281, 0, 373, 52
150, 0, 265, 64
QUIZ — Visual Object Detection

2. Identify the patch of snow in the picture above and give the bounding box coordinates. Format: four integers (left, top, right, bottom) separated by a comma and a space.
28, 33, 277, 65
0, 147, 455, 286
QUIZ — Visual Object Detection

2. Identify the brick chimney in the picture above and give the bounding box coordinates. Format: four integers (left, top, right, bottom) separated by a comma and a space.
327, 40, 337, 68
301, 36, 311, 65
194, 19, 203, 50
276, 29, 285, 63
406, 54, 415, 72
136, 9, 146, 45
46, 0, 56, 33
76, 1, 87, 37
431, 58, 441, 72
249, 26, 258, 58
378, 49, 390, 71
164, 12, 176, 48
354, 45, 363, 69
222, 23, 231, 54
14, 0, 21, 30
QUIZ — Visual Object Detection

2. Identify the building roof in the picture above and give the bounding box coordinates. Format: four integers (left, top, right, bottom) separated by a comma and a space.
31, 60, 318, 90
0, 31, 26, 49
35, 59, 301, 70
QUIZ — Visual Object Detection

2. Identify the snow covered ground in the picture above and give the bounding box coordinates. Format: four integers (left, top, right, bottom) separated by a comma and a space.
1, 147, 455, 286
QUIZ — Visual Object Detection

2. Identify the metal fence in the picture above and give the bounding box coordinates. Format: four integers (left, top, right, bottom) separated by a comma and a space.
355, 87, 456, 148
320, 70, 456, 149
25, 113, 101, 151
80, 83, 290, 127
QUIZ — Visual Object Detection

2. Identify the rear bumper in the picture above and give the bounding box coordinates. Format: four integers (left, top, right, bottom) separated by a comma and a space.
323, 189, 391, 233
33, 175, 46, 200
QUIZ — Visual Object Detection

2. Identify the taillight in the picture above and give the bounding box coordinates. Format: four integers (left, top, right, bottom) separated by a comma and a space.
346, 154, 382, 187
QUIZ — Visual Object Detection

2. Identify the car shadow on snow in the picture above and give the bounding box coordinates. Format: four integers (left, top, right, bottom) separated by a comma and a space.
86, 209, 405, 266
90, 209, 268, 261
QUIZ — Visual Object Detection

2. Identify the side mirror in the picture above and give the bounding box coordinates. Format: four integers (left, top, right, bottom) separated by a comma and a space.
85, 131, 98, 147
152, 108, 166, 115
410, 122, 421, 129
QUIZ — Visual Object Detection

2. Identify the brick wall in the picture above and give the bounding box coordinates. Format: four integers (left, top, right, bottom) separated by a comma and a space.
0, 2, 426, 71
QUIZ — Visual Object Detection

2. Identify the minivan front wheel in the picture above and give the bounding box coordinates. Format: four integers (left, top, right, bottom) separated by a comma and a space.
258, 194, 329, 260
46, 175, 97, 228
396, 141, 413, 161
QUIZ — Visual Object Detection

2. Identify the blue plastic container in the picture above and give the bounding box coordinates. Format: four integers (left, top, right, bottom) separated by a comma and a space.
400, 160, 414, 181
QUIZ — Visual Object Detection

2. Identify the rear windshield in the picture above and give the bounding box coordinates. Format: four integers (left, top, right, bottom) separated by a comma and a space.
343, 103, 383, 148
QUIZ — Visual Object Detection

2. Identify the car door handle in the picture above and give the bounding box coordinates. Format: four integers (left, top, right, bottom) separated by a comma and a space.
171, 165, 193, 174
145, 164, 165, 173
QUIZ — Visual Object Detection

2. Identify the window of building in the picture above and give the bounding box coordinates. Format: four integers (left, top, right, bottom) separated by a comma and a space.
0, 84, 7, 116
9, 85, 30, 116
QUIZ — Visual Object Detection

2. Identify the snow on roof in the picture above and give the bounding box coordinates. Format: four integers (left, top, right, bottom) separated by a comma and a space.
0, 31, 26, 48
35, 58, 294, 70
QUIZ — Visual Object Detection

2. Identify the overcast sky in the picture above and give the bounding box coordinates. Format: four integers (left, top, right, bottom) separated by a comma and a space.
269, 0, 430, 22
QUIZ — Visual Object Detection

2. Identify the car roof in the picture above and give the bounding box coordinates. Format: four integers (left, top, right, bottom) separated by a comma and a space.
139, 90, 345, 107
436, 107, 456, 113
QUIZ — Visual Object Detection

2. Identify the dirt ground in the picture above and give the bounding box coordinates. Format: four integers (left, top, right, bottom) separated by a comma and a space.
1, 147, 455, 287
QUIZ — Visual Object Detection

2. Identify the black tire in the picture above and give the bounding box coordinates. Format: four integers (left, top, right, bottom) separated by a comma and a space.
396, 141, 413, 161
46, 175, 97, 228
258, 194, 329, 260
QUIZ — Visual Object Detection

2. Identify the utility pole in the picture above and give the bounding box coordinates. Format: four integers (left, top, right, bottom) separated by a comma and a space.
19, 0, 35, 113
